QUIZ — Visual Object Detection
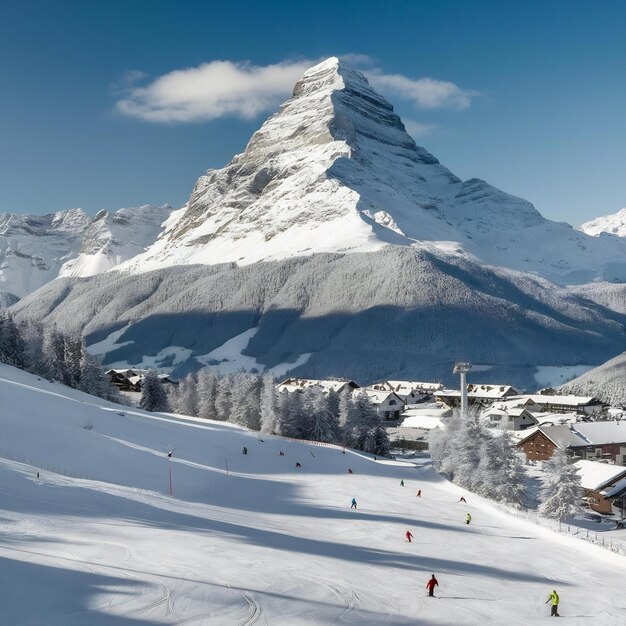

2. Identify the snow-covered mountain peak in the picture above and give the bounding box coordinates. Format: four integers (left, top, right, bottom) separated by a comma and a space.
579, 207, 626, 237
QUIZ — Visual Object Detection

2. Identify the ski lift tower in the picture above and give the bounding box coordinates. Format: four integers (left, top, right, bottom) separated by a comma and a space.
453, 362, 472, 418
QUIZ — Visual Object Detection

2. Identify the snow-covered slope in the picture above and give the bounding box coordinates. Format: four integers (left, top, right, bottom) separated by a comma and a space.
12, 247, 626, 389
0, 208, 91, 300
59, 204, 173, 278
560, 350, 626, 405
117, 57, 626, 285
1, 362, 625, 625
580, 207, 626, 237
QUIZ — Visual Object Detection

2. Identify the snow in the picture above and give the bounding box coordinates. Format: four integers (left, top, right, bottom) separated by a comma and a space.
574, 460, 626, 491
579, 208, 626, 237
1, 362, 626, 624
196, 327, 312, 376
534, 365, 595, 388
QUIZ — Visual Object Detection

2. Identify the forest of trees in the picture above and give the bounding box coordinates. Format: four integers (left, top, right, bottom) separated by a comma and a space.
430, 413, 582, 517
0, 312, 120, 402
164, 371, 391, 456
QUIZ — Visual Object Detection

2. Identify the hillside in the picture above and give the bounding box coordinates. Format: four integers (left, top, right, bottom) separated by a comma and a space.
1, 363, 625, 624
12, 247, 626, 389
560, 351, 626, 406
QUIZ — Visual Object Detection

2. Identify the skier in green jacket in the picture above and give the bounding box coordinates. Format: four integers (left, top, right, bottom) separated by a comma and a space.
546, 589, 560, 617
465, 512, 472, 525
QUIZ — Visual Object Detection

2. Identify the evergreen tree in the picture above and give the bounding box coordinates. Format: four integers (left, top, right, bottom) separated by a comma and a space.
352, 392, 380, 451
0, 313, 26, 368
197, 370, 218, 419
215, 373, 233, 421
139, 370, 169, 412
78, 349, 118, 401
177, 372, 200, 416
230, 373, 262, 430
260, 372, 277, 434
539, 449, 582, 521
277, 390, 306, 438
308, 388, 341, 443
64, 335, 84, 388
339, 388, 359, 447
41, 326, 71, 385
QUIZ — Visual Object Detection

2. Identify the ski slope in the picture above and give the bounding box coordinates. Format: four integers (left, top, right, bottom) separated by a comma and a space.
0, 364, 625, 625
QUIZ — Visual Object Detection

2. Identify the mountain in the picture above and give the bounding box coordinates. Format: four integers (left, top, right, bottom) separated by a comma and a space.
118, 57, 626, 286
0, 208, 91, 301
560, 351, 626, 405
59, 204, 173, 278
0, 205, 173, 302
12, 247, 626, 389
579, 207, 626, 237
10, 57, 626, 385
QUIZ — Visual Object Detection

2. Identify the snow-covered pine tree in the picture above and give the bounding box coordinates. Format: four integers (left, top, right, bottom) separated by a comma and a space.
176, 372, 200, 416
0, 312, 26, 368
139, 370, 169, 412
229, 373, 262, 430
326, 388, 340, 425
453, 419, 489, 490
77, 348, 118, 401
339, 388, 359, 447
64, 335, 84, 388
41, 326, 71, 385
277, 390, 305, 439
307, 387, 341, 443
215, 373, 233, 421
197, 370, 218, 419
352, 392, 381, 451
364, 421, 391, 457
538, 448, 582, 521
491, 431, 527, 507
260, 372, 277, 434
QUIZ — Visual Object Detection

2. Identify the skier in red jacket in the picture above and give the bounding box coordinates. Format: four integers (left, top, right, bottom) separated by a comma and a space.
426, 574, 439, 597
405, 530, 414, 543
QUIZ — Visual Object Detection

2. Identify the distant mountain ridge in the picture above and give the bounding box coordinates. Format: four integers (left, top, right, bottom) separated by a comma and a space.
579, 207, 626, 237
0, 205, 172, 301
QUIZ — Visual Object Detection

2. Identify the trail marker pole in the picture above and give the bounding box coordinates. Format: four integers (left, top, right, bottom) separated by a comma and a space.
168, 450, 174, 496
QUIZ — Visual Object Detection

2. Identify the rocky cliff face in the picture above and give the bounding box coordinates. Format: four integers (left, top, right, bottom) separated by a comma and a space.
0, 208, 91, 300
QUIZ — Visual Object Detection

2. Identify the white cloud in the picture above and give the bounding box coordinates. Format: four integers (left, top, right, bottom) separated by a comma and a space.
115, 59, 313, 123
115, 56, 477, 123
366, 70, 478, 111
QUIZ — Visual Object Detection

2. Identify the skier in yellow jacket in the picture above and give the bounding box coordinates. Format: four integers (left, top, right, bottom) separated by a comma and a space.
546, 589, 560, 617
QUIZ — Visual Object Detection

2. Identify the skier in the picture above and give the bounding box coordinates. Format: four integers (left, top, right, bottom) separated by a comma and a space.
279, 451, 285, 456
416, 489, 422, 497
242, 447, 247, 455
36, 472, 40, 479
295, 462, 302, 468
426, 574, 439, 597
348, 468, 353, 474
351, 498, 357, 509
405, 530, 414, 543
400, 480, 405, 487
465, 512, 472, 525
546, 589, 560, 617
459, 496, 467, 503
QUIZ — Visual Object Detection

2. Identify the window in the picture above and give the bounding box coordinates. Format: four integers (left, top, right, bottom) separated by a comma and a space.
389, 399, 397, 405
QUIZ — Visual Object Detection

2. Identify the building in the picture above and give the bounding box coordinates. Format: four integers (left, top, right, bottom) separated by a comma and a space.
371, 380, 443, 404
354, 388, 404, 420
511, 394, 604, 416
480, 407, 539, 431
517, 422, 626, 464
575, 460, 626, 515
106, 368, 176, 393
601, 477, 626, 519
276, 378, 359, 395
435, 384, 519, 409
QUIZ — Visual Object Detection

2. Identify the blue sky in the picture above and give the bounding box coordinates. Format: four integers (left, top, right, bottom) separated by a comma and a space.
1, 0, 624, 225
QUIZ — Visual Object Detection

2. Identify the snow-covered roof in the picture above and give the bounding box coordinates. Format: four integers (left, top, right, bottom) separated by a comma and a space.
520, 421, 626, 449
436, 384, 517, 399
514, 394, 601, 407
533, 412, 579, 426
482, 407, 537, 421
376, 380, 443, 393
574, 460, 626, 491
492, 398, 540, 411
354, 388, 403, 405
276, 378, 358, 394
